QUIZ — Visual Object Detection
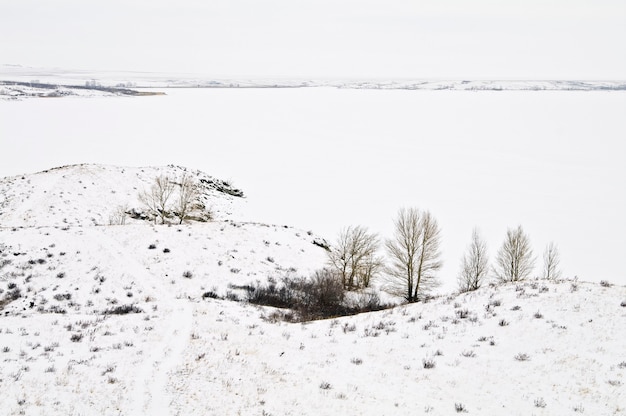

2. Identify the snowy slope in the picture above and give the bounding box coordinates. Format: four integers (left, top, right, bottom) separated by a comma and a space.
0, 164, 246, 228
0, 165, 625, 416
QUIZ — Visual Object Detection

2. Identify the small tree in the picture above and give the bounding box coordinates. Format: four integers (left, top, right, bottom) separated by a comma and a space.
457, 228, 489, 292
327, 226, 382, 290
173, 173, 199, 224
385, 208, 442, 302
108, 204, 129, 225
542, 242, 561, 280
139, 175, 176, 224
493, 225, 535, 282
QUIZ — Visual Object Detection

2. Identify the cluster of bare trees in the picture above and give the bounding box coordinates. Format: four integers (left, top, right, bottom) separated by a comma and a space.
326, 208, 443, 303
325, 208, 563, 302
139, 173, 200, 224
327, 226, 383, 290
457, 225, 562, 293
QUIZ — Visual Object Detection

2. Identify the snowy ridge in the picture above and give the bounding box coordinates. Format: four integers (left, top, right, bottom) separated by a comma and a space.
0, 164, 625, 415
0, 164, 246, 228
2, 65, 626, 99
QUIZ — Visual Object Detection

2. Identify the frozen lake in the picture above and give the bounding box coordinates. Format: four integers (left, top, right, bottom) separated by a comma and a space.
1, 87, 625, 291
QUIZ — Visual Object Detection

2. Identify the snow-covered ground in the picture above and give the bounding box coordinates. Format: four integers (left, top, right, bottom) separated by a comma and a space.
0, 164, 624, 415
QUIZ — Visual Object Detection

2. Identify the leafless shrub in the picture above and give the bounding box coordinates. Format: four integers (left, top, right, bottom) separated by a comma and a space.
423, 359, 436, 369
319, 381, 332, 390
534, 398, 546, 408
456, 309, 470, 319
514, 353, 530, 361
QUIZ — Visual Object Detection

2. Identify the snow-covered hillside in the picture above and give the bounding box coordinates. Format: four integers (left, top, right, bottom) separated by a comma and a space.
0, 164, 245, 228
0, 165, 624, 415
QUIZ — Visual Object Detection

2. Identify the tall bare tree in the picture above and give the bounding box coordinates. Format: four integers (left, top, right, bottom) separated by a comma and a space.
542, 242, 561, 280
327, 226, 381, 290
173, 173, 199, 224
139, 175, 176, 224
385, 208, 442, 302
457, 228, 489, 292
493, 225, 535, 282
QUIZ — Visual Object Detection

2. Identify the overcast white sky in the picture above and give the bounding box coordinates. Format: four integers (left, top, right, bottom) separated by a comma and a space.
1, 0, 625, 79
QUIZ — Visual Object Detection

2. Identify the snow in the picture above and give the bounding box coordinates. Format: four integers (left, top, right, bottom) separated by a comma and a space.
0, 165, 625, 415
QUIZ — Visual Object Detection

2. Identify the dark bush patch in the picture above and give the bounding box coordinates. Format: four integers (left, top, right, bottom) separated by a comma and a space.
423, 359, 436, 369
182, 270, 193, 279
53, 293, 71, 301
163, 248, 170, 253
56, 272, 65, 279
70, 333, 83, 342
246, 269, 391, 322
102, 304, 143, 315
148, 244, 157, 250
202, 291, 220, 300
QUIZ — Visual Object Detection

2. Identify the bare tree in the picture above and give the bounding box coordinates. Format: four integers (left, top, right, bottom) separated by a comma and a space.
385, 208, 442, 302
139, 175, 176, 224
327, 226, 382, 290
457, 228, 489, 292
173, 173, 199, 224
542, 242, 561, 280
493, 225, 535, 282
108, 204, 129, 225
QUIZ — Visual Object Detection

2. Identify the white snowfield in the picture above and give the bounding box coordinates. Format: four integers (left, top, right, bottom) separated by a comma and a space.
0, 165, 624, 415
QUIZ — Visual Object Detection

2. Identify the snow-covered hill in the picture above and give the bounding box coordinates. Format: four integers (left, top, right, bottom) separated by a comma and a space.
0, 164, 245, 228
0, 165, 624, 415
